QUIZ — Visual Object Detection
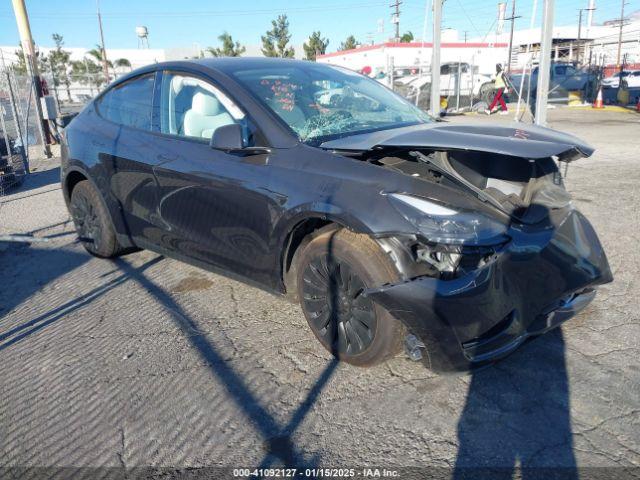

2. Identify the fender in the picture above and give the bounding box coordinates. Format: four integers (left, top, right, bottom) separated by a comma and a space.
62, 163, 137, 249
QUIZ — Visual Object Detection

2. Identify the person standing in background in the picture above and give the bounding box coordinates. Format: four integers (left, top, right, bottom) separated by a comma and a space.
485, 64, 509, 115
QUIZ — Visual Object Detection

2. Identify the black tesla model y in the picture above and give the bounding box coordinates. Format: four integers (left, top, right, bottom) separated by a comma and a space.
61, 58, 612, 372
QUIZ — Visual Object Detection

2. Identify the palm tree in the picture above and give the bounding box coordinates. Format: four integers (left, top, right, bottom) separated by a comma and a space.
87, 44, 115, 78
400, 31, 414, 43
87, 44, 113, 69
114, 58, 132, 74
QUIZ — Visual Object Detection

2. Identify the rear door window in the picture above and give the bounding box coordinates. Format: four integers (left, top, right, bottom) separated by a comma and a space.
97, 74, 155, 130
554, 66, 567, 76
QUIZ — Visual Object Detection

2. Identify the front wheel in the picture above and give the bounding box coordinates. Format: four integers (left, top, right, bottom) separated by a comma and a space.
295, 229, 404, 367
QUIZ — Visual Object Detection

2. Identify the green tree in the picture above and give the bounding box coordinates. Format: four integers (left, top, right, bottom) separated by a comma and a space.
303, 31, 329, 61
261, 15, 295, 58
400, 31, 414, 43
70, 57, 104, 90
12, 47, 48, 76
339, 35, 358, 51
207, 32, 246, 57
87, 44, 113, 70
114, 58, 131, 69
48, 33, 72, 100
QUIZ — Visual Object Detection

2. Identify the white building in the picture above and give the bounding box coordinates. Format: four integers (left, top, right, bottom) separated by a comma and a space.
316, 12, 640, 76
476, 15, 640, 68
316, 37, 509, 76
0, 45, 202, 71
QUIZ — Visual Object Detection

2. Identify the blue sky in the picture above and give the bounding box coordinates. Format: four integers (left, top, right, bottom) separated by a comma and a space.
0, 0, 636, 52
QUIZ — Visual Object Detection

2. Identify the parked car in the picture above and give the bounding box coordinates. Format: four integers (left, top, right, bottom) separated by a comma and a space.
602, 70, 633, 89
61, 58, 612, 372
621, 70, 640, 89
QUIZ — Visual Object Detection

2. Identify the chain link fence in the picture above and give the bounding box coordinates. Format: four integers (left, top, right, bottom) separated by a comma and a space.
0, 65, 108, 196
0, 66, 40, 195
387, 56, 623, 118
388, 61, 496, 116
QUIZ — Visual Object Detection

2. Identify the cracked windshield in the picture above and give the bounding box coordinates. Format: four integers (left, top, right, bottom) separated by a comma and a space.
232, 64, 432, 144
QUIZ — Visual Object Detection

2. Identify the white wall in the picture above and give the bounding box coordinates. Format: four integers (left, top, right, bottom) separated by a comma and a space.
317, 42, 509, 76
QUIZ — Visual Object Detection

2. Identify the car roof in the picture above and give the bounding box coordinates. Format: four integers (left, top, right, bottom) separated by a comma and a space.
192, 57, 318, 73
110, 57, 333, 89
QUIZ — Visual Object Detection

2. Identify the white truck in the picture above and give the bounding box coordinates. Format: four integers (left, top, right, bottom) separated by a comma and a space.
392, 62, 495, 109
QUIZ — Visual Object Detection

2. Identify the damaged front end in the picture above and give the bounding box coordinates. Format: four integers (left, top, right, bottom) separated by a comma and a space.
325, 123, 613, 372
370, 208, 611, 372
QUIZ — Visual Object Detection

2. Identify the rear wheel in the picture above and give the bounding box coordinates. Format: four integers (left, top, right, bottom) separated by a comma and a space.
69, 180, 125, 258
295, 228, 404, 366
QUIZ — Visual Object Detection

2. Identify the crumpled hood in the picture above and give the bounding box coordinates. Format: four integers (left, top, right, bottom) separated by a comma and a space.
320, 122, 594, 161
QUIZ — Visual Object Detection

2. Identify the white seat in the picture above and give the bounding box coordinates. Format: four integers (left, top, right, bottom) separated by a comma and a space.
267, 98, 306, 127
183, 92, 234, 139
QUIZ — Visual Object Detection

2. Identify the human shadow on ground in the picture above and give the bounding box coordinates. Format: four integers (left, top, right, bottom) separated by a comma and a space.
453, 329, 577, 480
115, 256, 340, 469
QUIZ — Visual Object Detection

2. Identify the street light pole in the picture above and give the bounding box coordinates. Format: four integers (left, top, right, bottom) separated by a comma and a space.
578, 7, 596, 66
10, 0, 51, 159
535, 0, 555, 126
430, 0, 442, 117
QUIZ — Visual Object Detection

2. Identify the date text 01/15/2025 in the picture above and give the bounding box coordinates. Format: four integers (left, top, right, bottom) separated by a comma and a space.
233, 467, 399, 477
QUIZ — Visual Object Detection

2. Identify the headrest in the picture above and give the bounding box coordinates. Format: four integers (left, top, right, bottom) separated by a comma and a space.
192, 92, 221, 116
171, 76, 184, 95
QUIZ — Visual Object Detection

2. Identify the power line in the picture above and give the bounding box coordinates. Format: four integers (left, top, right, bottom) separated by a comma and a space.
0, 2, 391, 19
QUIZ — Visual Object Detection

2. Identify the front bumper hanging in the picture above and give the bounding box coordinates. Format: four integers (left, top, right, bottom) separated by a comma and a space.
366, 208, 613, 372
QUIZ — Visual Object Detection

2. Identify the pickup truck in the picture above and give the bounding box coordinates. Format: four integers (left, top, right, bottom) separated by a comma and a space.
510, 62, 596, 102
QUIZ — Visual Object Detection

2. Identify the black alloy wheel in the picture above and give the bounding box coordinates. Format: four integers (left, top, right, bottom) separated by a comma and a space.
301, 255, 377, 356
295, 228, 405, 367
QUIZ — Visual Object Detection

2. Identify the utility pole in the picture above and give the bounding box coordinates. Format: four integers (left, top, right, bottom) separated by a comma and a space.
577, 9, 583, 65
430, 0, 442, 117
616, 0, 627, 67
577, 7, 595, 66
535, 0, 555, 126
390, 0, 402, 42
505, 0, 522, 73
96, 0, 110, 84
10, 0, 51, 159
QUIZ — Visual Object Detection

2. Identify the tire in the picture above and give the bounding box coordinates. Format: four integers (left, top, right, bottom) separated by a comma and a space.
69, 180, 125, 258
295, 228, 405, 367
479, 82, 495, 105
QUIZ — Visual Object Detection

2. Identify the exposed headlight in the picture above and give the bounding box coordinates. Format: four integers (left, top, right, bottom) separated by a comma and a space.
388, 193, 508, 245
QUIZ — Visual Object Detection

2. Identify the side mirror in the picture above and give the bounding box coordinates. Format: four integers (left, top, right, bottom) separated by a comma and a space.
210, 123, 244, 151
209, 123, 271, 155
